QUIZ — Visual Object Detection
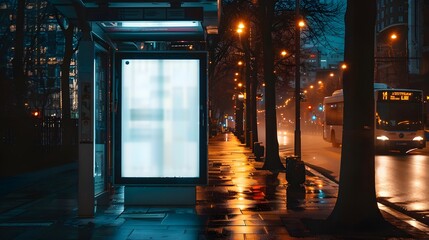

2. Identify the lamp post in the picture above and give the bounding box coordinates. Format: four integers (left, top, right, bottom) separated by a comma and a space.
391, 33, 409, 85
375, 32, 407, 87
294, 0, 305, 157
235, 90, 245, 140
237, 21, 252, 147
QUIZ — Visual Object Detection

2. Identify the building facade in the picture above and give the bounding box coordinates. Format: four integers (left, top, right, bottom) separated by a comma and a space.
375, 0, 429, 94
0, 0, 78, 118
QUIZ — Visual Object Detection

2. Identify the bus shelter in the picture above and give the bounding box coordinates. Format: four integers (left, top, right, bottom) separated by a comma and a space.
47, 0, 219, 217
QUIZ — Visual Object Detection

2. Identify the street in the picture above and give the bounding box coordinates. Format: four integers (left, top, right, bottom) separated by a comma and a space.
257, 128, 429, 225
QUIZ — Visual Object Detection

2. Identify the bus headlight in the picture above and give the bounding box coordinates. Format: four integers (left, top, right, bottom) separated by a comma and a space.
413, 136, 424, 141
376, 135, 389, 141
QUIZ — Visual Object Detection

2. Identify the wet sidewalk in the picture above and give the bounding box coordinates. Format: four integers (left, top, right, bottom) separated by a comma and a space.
0, 133, 428, 239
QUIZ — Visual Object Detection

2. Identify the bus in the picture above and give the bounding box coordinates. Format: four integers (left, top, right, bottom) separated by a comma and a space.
323, 84, 426, 153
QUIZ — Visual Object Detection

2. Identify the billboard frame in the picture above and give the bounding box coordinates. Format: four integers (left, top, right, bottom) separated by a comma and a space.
113, 51, 208, 186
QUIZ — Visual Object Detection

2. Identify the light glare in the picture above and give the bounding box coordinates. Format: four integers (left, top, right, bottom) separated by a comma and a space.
121, 21, 199, 28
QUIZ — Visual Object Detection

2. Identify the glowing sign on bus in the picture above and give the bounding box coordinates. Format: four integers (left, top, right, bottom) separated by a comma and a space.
379, 91, 421, 102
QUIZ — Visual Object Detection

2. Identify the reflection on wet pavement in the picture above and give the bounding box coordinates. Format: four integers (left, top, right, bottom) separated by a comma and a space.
194, 133, 339, 238
0, 133, 342, 239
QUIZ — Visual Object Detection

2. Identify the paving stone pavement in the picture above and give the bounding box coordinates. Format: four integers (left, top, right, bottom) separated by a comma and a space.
0, 132, 428, 239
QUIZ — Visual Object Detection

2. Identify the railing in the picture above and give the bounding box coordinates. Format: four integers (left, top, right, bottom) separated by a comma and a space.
37, 117, 78, 148
1, 117, 78, 150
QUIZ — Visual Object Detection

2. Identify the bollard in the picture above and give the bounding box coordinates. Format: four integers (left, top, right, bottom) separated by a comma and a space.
253, 142, 260, 154
285, 156, 305, 185
249, 131, 253, 150
253, 142, 264, 161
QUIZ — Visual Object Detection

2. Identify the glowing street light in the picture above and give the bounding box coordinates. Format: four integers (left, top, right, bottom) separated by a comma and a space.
294, 9, 305, 157
237, 22, 245, 34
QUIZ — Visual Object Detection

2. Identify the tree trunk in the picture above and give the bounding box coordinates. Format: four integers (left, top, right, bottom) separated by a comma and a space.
60, 22, 76, 160
13, 0, 26, 110
327, 0, 385, 230
260, 0, 284, 170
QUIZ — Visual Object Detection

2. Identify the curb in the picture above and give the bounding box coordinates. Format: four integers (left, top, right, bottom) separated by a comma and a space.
304, 164, 429, 237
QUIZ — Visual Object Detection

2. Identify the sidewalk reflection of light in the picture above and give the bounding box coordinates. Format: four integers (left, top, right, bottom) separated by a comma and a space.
224, 133, 229, 141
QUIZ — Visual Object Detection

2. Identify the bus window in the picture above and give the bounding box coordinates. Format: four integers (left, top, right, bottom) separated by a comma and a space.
325, 103, 343, 126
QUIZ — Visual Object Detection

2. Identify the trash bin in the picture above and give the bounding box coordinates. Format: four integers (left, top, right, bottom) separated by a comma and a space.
285, 156, 305, 185
253, 142, 264, 161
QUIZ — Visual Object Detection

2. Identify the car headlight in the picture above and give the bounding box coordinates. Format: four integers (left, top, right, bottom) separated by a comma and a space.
376, 135, 389, 141
413, 136, 424, 141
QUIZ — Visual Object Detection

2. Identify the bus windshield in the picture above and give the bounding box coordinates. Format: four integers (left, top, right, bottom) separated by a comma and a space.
376, 101, 423, 131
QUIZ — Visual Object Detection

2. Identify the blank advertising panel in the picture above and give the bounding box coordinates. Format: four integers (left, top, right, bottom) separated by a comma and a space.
114, 52, 208, 185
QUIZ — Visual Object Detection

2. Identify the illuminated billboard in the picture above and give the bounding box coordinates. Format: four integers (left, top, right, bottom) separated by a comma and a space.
114, 51, 208, 185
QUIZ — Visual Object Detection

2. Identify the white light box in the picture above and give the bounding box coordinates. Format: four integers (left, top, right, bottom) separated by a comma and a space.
114, 52, 208, 185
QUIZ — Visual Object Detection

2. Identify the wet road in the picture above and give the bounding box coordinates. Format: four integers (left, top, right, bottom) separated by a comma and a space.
257, 129, 429, 225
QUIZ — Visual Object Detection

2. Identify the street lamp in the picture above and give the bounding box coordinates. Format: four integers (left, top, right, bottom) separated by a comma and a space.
328, 63, 347, 90
388, 33, 408, 84
236, 20, 252, 147
285, 0, 307, 186
294, 7, 305, 158
375, 31, 407, 86
237, 22, 245, 34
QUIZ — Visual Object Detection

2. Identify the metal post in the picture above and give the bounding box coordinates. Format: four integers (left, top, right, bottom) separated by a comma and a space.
294, 0, 301, 157
245, 39, 251, 147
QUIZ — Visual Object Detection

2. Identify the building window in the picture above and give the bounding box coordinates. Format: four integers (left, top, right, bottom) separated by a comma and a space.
48, 24, 56, 31
398, 16, 403, 22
